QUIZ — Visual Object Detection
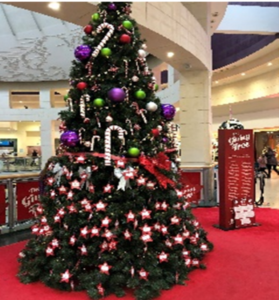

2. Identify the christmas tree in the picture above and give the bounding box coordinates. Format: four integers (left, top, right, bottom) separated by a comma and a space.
18, 2, 213, 300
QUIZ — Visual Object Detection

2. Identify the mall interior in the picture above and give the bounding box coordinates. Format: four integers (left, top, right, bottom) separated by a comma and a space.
0, 2, 278, 300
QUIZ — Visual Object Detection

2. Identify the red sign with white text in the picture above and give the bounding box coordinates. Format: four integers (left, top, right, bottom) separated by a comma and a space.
218, 129, 255, 230
17, 181, 40, 221
0, 184, 6, 225
179, 171, 203, 204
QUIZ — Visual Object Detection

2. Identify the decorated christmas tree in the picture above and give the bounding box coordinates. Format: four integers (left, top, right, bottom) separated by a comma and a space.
18, 2, 213, 300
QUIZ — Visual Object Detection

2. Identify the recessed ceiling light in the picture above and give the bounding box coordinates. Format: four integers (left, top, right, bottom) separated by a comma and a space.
19, 101, 22, 103
241, 73, 245, 76
167, 52, 174, 58
267, 62, 272, 66
48, 2, 60, 10
176, 107, 180, 112
215, 81, 219, 84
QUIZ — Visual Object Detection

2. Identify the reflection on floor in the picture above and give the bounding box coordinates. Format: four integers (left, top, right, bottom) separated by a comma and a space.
255, 171, 279, 209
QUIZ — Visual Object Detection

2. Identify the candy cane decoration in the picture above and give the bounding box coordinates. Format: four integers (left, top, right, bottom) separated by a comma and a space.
169, 122, 179, 151
91, 23, 114, 58
126, 119, 133, 135
90, 135, 100, 151
95, 112, 101, 128
122, 130, 128, 146
85, 61, 93, 76
122, 86, 129, 102
83, 94, 90, 102
80, 96, 85, 118
104, 125, 125, 166
131, 102, 147, 123
135, 59, 140, 74
123, 60, 128, 78
79, 128, 86, 143
67, 98, 73, 112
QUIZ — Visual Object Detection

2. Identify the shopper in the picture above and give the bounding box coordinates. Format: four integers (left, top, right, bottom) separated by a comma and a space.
257, 154, 268, 177
30, 149, 38, 166
265, 147, 279, 178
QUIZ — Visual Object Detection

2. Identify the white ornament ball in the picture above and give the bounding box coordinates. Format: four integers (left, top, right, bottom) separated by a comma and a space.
132, 76, 139, 82
138, 49, 147, 58
157, 125, 162, 131
84, 141, 91, 148
141, 43, 147, 50
106, 115, 113, 122
146, 101, 158, 112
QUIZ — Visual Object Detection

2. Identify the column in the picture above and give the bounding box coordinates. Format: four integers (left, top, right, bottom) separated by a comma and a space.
39, 89, 51, 109
179, 70, 214, 204
0, 90, 10, 108
40, 119, 55, 167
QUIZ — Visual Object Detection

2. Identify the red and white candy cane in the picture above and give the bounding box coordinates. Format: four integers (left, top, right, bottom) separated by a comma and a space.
67, 98, 73, 112
126, 119, 133, 135
91, 23, 114, 58
80, 96, 85, 118
90, 134, 100, 151
122, 86, 129, 102
79, 128, 86, 143
95, 112, 101, 128
104, 125, 125, 166
123, 59, 129, 78
170, 122, 179, 151
131, 102, 147, 123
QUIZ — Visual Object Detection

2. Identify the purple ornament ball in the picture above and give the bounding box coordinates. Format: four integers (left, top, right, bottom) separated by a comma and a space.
162, 137, 169, 143
60, 131, 79, 147
161, 104, 176, 120
108, 88, 126, 103
74, 45, 92, 61
107, 3, 117, 11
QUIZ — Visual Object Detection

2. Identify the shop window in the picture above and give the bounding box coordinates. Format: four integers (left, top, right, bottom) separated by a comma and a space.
51, 90, 68, 108
10, 91, 40, 109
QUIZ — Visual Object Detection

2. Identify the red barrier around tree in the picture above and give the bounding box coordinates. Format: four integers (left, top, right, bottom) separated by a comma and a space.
17, 181, 40, 221
0, 184, 6, 225
179, 171, 203, 204
218, 129, 256, 230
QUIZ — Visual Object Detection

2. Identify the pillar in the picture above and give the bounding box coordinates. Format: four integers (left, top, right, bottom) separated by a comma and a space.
0, 90, 10, 108
179, 70, 214, 204
39, 89, 51, 109
40, 119, 55, 167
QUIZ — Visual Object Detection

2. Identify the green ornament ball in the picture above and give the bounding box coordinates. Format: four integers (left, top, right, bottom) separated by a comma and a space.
92, 13, 100, 22
135, 89, 146, 100
127, 147, 140, 157
93, 98, 105, 107
64, 94, 69, 101
101, 47, 112, 57
122, 20, 133, 30
154, 84, 159, 91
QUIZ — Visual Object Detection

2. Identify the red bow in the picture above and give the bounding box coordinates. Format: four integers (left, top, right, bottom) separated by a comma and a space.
139, 152, 175, 189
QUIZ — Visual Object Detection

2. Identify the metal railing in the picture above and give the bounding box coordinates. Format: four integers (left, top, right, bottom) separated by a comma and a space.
0, 173, 40, 234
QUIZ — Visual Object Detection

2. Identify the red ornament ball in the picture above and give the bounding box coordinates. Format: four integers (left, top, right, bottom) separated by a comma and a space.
84, 25, 93, 35
119, 34, 131, 44
77, 82, 87, 90
151, 128, 160, 137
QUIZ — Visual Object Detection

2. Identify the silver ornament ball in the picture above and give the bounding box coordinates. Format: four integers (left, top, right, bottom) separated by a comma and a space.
138, 49, 147, 58
146, 101, 158, 112
132, 75, 139, 82
157, 125, 162, 131
141, 43, 147, 50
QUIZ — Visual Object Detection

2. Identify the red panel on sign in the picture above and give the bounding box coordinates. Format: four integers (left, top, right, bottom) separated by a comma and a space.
17, 181, 40, 221
0, 184, 6, 225
218, 129, 255, 230
179, 171, 202, 204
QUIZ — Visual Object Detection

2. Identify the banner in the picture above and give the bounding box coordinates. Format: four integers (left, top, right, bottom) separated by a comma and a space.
218, 129, 255, 230
17, 181, 40, 221
0, 184, 6, 225
179, 171, 203, 204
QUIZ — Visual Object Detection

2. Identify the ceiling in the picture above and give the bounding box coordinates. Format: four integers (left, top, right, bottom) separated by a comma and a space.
0, 3, 83, 82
